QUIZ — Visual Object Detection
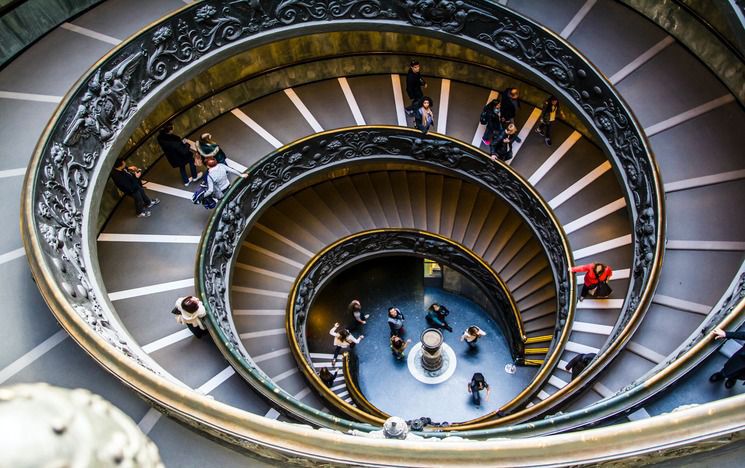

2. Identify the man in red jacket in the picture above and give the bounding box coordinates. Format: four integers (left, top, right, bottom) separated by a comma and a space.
570, 263, 612, 301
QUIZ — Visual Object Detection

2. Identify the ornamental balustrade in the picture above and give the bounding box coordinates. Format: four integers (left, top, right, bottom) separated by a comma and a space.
22, 0, 678, 447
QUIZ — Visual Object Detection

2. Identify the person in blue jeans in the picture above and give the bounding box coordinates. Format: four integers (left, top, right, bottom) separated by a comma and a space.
157, 123, 202, 186
415, 97, 434, 134
468, 372, 490, 407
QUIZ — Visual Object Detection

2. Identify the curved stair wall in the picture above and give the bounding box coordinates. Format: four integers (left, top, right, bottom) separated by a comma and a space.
26, 0, 745, 463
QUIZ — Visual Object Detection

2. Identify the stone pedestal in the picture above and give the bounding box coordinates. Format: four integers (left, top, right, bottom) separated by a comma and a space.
420, 328, 444, 372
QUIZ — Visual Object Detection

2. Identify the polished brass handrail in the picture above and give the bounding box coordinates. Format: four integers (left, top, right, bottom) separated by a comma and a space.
342, 353, 389, 419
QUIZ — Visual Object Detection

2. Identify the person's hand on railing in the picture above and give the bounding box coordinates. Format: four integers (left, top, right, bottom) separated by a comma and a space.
713, 327, 727, 340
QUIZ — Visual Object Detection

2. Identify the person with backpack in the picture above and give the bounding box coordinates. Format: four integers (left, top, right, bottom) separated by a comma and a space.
203, 157, 248, 200
467, 372, 490, 406
480, 98, 503, 151
570, 262, 613, 301
536, 95, 561, 146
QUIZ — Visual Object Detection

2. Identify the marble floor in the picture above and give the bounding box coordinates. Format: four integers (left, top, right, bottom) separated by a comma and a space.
306, 256, 538, 423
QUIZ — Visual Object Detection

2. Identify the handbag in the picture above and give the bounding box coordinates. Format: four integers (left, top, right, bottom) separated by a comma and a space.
595, 281, 612, 297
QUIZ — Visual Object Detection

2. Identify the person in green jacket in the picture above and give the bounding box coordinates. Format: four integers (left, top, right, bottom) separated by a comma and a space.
426, 303, 452, 332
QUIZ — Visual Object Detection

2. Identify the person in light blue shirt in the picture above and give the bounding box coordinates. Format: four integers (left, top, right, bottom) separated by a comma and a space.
204, 157, 247, 199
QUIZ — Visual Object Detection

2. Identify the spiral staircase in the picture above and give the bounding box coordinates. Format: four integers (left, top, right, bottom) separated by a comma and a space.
2, 0, 745, 465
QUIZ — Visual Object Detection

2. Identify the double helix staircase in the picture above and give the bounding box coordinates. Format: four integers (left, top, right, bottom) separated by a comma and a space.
2, 0, 744, 465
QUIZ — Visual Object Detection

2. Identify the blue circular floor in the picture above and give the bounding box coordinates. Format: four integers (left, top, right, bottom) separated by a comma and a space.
306, 256, 538, 423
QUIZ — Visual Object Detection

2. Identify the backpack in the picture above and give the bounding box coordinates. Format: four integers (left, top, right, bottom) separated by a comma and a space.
479, 107, 489, 125
192, 182, 217, 209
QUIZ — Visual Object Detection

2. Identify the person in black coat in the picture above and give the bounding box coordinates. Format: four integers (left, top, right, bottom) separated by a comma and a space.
491, 123, 521, 162
157, 123, 202, 186
110, 159, 159, 217
536, 95, 560, 146
480, 98, 503, 147
710, 327, 745, 388
405, 60, 426, 114
500, 87, 520, 123
564, 353, 596, 381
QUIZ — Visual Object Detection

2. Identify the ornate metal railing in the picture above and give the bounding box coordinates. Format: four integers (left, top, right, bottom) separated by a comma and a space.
286, 229, 527, 422
20, 0, 679, 459
199, 127, 573, 425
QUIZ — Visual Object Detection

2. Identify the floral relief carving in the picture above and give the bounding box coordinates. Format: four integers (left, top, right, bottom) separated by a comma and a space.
30, 0, 667, 431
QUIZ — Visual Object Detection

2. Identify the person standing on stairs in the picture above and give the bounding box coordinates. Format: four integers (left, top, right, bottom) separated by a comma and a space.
204, 157, 248, 200
110, 158, 159, 218
319, 367, 338, 388
157, 123, 202, 186
426, 303, 453, 332
405, 60, 427, 116
415, 97, 435, 134
500, 87, 520, 123
329, 323, 364, 366
171, 296, 208, 338
564, 353, 596, 381
570, 262, 613, 301
480, 98, 504, 154
491, 123, 521, 162
536, 95, 561, 146
197, 133, 228, 165
710, 327, 745, 388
